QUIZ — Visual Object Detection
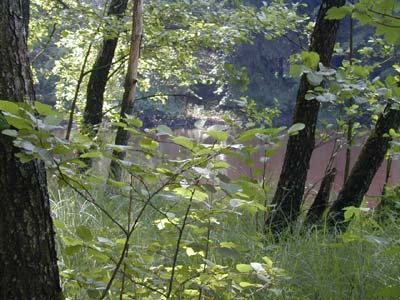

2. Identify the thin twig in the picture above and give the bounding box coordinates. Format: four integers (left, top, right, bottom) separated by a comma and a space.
32, 23, 57, 63
367, 8, 400, 21
167, 181, 198, 299
54, 161, 128, 235
65, 42, 93, 140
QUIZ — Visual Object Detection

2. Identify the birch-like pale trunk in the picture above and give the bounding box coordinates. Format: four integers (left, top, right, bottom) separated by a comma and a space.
110, 0, 144, 180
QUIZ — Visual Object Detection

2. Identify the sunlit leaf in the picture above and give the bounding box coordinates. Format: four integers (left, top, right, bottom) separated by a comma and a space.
288, 123, 305, 135
76, 225, 93, 242
236, 264, 252, 272
0, 100, 19, 115
171, 136, 194, 150
156, 124, 173, 136
35, 101, 54, 115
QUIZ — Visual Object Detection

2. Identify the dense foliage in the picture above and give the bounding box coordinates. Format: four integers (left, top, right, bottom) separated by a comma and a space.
0, 0, 399, 299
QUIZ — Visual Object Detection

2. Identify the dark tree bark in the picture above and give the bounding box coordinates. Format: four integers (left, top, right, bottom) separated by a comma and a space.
305, 168, 336, 224
83, 0, 129, 134
0, 1, 62, 299
110, 0, 143, 180
328, 104, 400, 227
265, 0, 345, 236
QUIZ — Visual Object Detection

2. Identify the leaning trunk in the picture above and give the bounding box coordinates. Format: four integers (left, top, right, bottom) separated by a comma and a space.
328, 104, 400, 227
265, 0, 345, 236
83, 0, 129, 135
0, 1, 62, 299
305, 168, 336, 224
110, 0, 143, 180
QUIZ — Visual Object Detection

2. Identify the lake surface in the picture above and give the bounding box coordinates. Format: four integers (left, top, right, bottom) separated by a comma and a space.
158, 129, 399, 206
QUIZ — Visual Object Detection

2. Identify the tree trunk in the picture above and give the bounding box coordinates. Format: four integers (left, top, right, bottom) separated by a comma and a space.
83, 0, 129, 135
265, 0, 345, 236
305, 168, 336, 224
0, 1, 62, 299
110, 0, 143, 180
328, 104, 400, 227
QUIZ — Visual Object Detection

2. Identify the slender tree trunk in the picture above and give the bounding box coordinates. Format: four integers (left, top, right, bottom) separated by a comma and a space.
382, 154, 392, 196
328, 104, 400, 227
305, 168, 336, 224
344, 15, 354, 183
83, 0, 129, 134
0, 1, 62, 299
265, 0, 345, 236
110, 0, 143, 180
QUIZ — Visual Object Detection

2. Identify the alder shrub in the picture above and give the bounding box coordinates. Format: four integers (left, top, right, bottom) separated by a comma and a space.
1, 99, 400, 299
0, 100, 290, 299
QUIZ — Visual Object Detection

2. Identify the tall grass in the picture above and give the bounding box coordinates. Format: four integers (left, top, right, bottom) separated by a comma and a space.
50, 182, 400, 300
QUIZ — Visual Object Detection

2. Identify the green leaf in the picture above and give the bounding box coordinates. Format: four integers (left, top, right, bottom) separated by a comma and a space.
316, 92, 337, 103
87, 248, 109, 262
239, 282, 256, 287
139, 138, 159, 150
288, 123, 305, 135
236, 264, 252, 273
213, 160, 230, 169
53, 219, 67, 231
377, 286, 400, 297
207, 129, 229, 142
262, 256, 273, 267
301, 51, 320, 69
87, 289, 102, 299
220, 242, 238, 249
381, 246, 400, 256
124, 114, 143, 127
80, 151, 103, 158
64, 245, 82, 256
202, 183, 217, 193
171, 136, 194, 149
108, 178, 130, 188
1, 129, 18, 137
317, 63, 336, 76
220, 182, 242, 194
35, 101, 54, 115
186, 247, 196, 256
4, 114, 31, 129
0, 100, 20, 115
289, 64, 304, 77
52, 144, 72, 155
173, 187, 208, 202
18, 141, 36, 152
193, 189, 208, 202
326, 6, 351, 20
307, 72, 324, 86
44, 113, 64, 126
183, 290, 200, 296
353, 65, 370, 78
343, 206, 359, 221
156, 124, 173, 136
250, 262, 265, 272
230, 198, 245, 208
76, 225, 93, 242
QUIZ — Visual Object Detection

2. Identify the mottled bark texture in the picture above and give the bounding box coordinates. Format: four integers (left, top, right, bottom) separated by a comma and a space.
328, 105, 400, 228
110, 0, 143, 180
265, 0, 345, 236
305, 168, 336, 224
83, 0, 129, 134
0, 1, 62, 299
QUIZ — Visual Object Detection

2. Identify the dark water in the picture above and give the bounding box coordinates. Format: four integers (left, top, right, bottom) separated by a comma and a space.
160, 129, 398, 206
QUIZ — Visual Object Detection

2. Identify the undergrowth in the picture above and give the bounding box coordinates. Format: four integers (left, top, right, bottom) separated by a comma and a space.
1, 100, 399, 299
50, 183, 400, 300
